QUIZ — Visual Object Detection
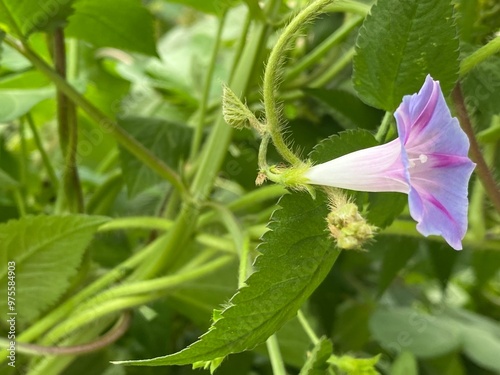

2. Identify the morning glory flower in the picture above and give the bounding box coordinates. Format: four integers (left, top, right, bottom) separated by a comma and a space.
305, 75, 476, 250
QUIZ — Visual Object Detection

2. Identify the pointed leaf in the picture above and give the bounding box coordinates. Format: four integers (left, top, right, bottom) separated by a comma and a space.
0, 215, 108, 323
299, 336, 333, 375
353, 0, 459, 111
114, 191, 339, 366
0, 87, 55, 122
426, 242, 460, 288
66, 0, 157, 56
117, 117, 192, 197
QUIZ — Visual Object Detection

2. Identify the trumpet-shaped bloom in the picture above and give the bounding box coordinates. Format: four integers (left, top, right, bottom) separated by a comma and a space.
305, 76, 476, 250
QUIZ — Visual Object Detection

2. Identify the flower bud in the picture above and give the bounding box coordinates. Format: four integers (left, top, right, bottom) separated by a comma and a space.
326, 190, 376, 250
222, 84, 265, 134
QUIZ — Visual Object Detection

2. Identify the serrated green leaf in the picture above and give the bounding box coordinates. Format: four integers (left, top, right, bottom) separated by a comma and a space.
309, 129, 378, 163
0, 86, 55, 122
376, 236, 419, 296
66, 0, 157, 56
299, 336, 333, 375
115, 191, 339, 366
353, 0, 459, 111
370, 307, 461, 358
117, 117, 192, 198
0, 0, 74, 36
0, 215, 108, 323
305, 88, 383, 130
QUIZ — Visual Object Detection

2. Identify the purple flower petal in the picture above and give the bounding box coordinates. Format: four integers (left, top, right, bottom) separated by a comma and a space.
305, 75, 475, 250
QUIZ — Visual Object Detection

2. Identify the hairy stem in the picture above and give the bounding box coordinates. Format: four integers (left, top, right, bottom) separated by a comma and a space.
460, 34, 500, 77
451, 83, 500, 212
263, 0, 332, 166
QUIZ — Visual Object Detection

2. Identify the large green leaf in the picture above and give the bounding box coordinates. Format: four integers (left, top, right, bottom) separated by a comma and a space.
66, 0, 157, 56
115, 191, 339, 366
370, 307, 461, 359
117, 117, 192, 198
0, 87, 54, 122
299, 337, 333, 375
0, 0, 74, 36
0, 215, 108, 324
353, 0, 459, 111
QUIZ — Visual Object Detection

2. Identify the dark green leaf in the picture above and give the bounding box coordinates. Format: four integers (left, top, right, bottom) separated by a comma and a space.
0, 215, 108, 323
353, 0, 459, 111
366, 192, 407, 228
115, 191, 339, 366
309, 129, 378, 163
426, 242, 460, 288
0, 0, 74, 36
299, 336, 333, 375
0, 168, 18, 190
66, 0, 157, 56
375, 236, 419, 296
118, 117, 192, 198
306, 88, 383, 130
472, 249, 500, 286
370, 307, 461, 358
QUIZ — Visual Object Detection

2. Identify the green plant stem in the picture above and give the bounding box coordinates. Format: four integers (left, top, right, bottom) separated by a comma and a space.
41, 294, 154, 346
451, 83, 500, 213
460, 34, 500, 77
263, 0, 332, 166
297, 309, 319, 344
190, 11, 228, 160
266, 334, 287, 375
310, 45, 355, 87
53, 27, 84, 213
327, 0, 371, 15
286, 14, 363, 82
3, 35, 189, 199
78, 256, 233, 311
18, 119, 28, 206
375, 111, 393, 142
86, 171, 123, 214
477, 114, 500, 143
13, 190, 26, 216
25, 113, 59, 190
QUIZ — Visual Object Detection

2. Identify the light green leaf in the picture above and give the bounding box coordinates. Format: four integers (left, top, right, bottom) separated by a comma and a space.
0, 0, 74, 36
461, 326, 500, 373
66, 0, 157, 56
353, 0, 459, 111
370, 307, 461, 359
114, 191, 339, 366
0, 87, 55, 123
163, 0, 241, 15
117, 117, 192, 198
0, 215, 109, 323
299, 337, 333, 375
390, 351, 417, 375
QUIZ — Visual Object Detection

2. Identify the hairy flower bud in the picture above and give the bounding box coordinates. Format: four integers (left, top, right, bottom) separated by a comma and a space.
326, 191, 376, 250
222, 84, 265, 133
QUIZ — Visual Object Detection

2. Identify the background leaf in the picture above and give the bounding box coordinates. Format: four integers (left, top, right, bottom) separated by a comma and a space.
163, 0, 241, 15
118, 117, 192, 198
66, 0, 157, 56
299, 336, 333, 375
352, 0, 459, 111
117, 191, 339, 366
0, 87, 54, 122
0, 215, 108, 324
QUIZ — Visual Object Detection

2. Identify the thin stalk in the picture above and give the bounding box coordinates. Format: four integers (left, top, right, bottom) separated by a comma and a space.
460, 35, 500, 77
266, 334, 287, 375
190, 12, 228, 159
18, 119, 28, 208
286, 14, 363, 81
13, 190, 26, 216
25, 113, 58, 190
263, 0, 332, 166
375, 111, 393, 142
4, 35, 189, 199
297, 309, 319, 344
310, 45, 355, 87
54, 28, 84, 213
451, 83, 500, 212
